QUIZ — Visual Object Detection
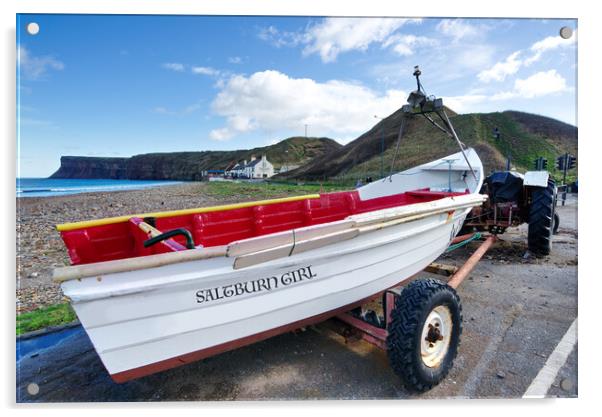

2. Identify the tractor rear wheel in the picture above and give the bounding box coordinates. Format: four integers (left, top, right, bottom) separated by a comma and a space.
528, 179, 557, 255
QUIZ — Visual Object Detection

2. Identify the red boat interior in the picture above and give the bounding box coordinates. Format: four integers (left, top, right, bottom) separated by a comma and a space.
59, 188, 466, 265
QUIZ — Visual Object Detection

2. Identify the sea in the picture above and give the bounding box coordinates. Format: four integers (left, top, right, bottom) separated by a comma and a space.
16, 178, 183, 198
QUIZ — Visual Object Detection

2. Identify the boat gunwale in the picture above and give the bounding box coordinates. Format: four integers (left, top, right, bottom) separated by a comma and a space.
53, 195, 485, 283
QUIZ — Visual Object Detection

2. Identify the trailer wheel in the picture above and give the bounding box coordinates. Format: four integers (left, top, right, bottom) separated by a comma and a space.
528, 179, 556, 255
387, 279, 462, 392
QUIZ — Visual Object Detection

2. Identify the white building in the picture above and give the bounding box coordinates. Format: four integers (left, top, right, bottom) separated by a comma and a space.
226, 161, 244, 178
229, 155, 274, 179
246, 155, 274, 179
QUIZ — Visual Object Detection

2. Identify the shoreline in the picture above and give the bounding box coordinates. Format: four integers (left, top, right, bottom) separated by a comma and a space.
17, 179, 185, 199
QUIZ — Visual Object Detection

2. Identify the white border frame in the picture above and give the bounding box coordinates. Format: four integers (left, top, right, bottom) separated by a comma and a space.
4, 1, 598, 415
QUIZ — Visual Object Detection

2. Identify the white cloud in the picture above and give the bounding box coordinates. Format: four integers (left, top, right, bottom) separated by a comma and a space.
454, 44, 496, 72
17, 46, 64, 80
436, 19, 481, 42
371, 42, 495, 86
162, 62, 185, 72
163, 63, 223, 77
381, 34, 438, 56
209, 70, 406, 141
191, 66, 220, 76
152, 106, 175, 115
152, 102, 202, 116
489, 70, 570, 101
478, 51, 522, 82
258, 25, 304, 48
498, 69, 570, 99
259, 18, 422, 63
209, 128, 234, 141
442, 95, 488, 114
442, 70, 571, 113
524, 30, 577, 66
302, 18, 422, 62
477, 30, 577, 84
228, 56, 243, 64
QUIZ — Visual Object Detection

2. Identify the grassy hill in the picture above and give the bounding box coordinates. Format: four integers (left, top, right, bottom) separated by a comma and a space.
279, 109, 577, 182
124, 136, 341, 179
51, 137, 342, 180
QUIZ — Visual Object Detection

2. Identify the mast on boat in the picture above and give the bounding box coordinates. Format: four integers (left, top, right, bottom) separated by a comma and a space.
389, 66, 479, 182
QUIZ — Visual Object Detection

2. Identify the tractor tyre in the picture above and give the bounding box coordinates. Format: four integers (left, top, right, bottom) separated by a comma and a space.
528, 179, 557, 255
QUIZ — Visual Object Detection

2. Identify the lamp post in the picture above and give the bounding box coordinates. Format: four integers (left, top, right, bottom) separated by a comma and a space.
374, 115, 385, 179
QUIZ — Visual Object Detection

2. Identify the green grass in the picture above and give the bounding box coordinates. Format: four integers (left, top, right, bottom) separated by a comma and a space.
17, 303, 77, 336
203, 181, 350, 199
334, 111, 576, 182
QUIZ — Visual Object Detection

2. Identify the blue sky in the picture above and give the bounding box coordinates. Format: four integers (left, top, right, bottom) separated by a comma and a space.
17, 15, 577, 177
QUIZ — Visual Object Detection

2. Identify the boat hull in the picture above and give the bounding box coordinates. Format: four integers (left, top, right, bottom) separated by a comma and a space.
63, 207, 470, 382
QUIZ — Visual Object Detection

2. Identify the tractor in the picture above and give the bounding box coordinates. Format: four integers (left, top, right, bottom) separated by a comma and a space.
462, 170, 559, 256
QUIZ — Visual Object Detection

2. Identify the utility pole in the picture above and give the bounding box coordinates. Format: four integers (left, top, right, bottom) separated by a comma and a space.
304, 124, 308, 138
562, 152, 568, 206
374, 115, 385, 179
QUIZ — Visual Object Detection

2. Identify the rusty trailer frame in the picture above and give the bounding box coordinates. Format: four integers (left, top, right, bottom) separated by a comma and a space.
333, 233, 497, 351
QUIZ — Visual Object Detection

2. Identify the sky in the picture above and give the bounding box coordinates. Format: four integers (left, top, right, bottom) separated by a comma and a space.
16, 14, 577, 177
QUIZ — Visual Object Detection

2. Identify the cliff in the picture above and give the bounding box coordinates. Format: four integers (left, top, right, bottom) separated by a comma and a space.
50, 156, 129, 179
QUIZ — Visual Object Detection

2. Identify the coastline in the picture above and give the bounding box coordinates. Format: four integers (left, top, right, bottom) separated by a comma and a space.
17, 178, 183, 198
16, 182, 240, 313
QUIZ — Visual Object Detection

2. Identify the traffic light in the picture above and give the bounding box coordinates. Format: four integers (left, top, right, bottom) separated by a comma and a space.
493, 127, 501, 140
534, 156, 548, 170
556, 155, 565, 170
567, 155, 576, 169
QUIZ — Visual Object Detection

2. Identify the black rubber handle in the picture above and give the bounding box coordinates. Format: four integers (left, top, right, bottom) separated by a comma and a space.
143, 228, 195, 250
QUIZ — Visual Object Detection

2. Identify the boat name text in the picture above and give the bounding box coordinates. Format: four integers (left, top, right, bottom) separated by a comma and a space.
195, 265, 317, 304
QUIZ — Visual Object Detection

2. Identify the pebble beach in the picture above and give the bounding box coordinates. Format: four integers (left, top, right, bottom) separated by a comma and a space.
16, 182, 247, 313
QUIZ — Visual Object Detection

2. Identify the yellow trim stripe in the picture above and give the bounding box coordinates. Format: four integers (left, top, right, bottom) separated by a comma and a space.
56, 194, 320, 232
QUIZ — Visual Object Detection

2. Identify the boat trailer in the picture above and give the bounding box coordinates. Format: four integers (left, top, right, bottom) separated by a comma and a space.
330, 233, 497, 391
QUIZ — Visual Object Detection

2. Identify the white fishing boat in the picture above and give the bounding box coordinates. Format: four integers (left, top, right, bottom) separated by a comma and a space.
53, 69, 487, 383
53, 149, 484, 383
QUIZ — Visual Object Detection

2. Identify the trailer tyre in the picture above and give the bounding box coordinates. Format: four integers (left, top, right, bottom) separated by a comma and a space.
528, 179, 556, 255
387, 279, 462, 392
